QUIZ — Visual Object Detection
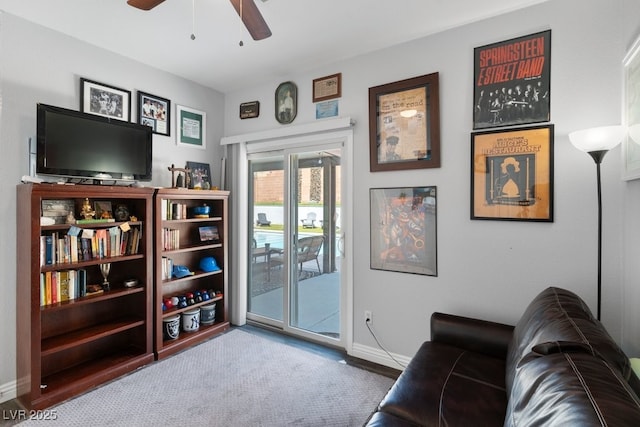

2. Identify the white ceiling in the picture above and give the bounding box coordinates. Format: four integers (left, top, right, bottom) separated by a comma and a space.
0, 0, 549, 93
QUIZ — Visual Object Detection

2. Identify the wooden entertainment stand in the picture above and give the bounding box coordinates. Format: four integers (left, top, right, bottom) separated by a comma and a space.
16, 183, 229, 410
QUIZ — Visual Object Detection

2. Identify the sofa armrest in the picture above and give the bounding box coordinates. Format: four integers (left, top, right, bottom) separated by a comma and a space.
431, 312, 514, 359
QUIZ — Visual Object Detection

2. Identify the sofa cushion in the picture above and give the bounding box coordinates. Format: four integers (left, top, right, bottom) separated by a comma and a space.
505, 287, 631, 394
505, 352, 640, 426
375, 341, 507, 426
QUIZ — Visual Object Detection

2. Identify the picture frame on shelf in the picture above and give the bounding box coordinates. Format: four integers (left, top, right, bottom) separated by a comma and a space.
275, 81, 297, 124
369, 72, 441, 172
185, 161, 212, 190
137, 91, 171, 136
623, 32, 640, 181
312, 72, 342, 103
471, 124, 554, 222
473, 30, 551, 130
80, 78, 131, 121
369, 186, 437, 276
199, 226, 219, 242
94, 200, 113, 220
176, 105, 206, 149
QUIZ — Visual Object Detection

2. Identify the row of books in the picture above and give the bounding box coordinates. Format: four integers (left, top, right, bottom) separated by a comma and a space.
39, 269, 102, 306
160, 200, 188, 221
161, 228, 180, 251
40, 226, 141, 266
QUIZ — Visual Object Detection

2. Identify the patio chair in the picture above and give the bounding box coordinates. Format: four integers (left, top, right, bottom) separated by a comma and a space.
269, 235, 324, 275
256, 212, 271, 226
300, 212, 317, 228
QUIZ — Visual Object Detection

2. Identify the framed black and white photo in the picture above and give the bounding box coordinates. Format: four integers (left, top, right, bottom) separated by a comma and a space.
80, 78, 131, 121
137, 91, 171, 136
275, 81, 297, 124
199, 226, 219, 242
176, 105, 206, 149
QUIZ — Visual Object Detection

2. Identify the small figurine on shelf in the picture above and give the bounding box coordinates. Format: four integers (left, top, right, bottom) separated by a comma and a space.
168, 164, 190, 189
66, 210, 76, 224
80, 198, 95, 220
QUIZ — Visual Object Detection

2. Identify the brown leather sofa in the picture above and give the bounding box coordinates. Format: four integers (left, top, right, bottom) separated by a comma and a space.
365, 287, 640, 426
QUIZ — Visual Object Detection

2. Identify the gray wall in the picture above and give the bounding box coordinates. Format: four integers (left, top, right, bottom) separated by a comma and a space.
0, 12, 225, 399
224, 0, 640, 362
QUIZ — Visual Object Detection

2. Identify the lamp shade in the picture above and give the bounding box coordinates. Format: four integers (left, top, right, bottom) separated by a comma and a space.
569, 125, 625, 152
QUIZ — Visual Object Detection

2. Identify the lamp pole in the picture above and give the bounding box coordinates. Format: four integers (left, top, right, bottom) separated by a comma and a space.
588, 150, 607, 321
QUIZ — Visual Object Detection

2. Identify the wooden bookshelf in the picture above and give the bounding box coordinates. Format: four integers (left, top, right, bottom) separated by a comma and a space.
16, 183, 155, 410
154, 188, 230, 360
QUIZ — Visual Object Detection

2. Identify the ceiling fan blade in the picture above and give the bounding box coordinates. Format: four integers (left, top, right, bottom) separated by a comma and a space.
127, 0, 166, 11
229, 0, 272, 41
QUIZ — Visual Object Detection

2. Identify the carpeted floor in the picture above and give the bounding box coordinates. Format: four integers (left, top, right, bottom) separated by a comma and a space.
16, 328, 394, 427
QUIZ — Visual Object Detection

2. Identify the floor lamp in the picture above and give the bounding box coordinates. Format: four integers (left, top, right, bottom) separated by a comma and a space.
569, 125, 625, 321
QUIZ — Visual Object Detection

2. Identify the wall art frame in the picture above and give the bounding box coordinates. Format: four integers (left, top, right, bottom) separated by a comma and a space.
312, 72, 342, 102
471, 124, 554, 222
185, 161, 212, 189
275, 81, 297, 124
80, 78, 131, 121
370, 186, 437, 276
240, 101, 260, 119
473, 29, 551, 130
137, 91, 171, 136
176, 105, 206, 149
369, 72, 440, 172
622, 32, 640, 181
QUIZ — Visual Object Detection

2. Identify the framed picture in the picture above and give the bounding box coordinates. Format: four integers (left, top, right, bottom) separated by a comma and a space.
473, 30, 551, 130
94, 201, 113, 220
80, 78, 131, 121
176, 105, 206, 149
41, 199, 75, 225
185, 161, 211, 190
137, 91, 171, 135
199, 226, 219, 242
313, 72, 342, 102
240, 101, 260, 119
275, 81, 297, 124
471, 124, 554, 222
370, 186, 437, 276
623, 32, 640, 181
369, 72, 441, 172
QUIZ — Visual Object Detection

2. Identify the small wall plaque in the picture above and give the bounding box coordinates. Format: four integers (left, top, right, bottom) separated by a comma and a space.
240, 101, 260, 119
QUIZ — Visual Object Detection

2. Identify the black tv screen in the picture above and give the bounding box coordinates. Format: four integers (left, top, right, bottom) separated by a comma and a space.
36, 103, 152, 181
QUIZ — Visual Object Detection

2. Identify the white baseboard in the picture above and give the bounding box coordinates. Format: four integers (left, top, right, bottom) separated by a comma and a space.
0, 380, 17, 404
349, 342, 411, 371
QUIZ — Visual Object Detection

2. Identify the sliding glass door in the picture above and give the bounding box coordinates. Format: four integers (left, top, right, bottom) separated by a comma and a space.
247, 144, 343, 342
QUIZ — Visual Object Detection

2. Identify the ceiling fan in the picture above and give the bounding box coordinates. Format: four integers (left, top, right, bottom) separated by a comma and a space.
127, 0, 272, 41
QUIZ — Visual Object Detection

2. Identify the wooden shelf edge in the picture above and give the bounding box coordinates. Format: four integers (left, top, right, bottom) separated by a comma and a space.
41, 318, 146, 356
42, 286, 146, 311
29, 351, 154, 411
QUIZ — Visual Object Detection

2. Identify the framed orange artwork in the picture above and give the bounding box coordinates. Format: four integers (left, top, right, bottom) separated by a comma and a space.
471, 124, 554, 221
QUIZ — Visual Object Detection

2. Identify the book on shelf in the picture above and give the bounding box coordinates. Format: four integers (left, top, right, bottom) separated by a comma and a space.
85, 284, 104, 296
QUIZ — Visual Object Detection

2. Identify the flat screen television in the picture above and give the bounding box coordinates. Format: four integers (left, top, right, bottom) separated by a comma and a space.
36, 103, 152, 182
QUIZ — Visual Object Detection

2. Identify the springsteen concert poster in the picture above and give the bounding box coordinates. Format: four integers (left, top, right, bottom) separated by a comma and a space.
471, 124, 554, 222
473, 30, 551, 130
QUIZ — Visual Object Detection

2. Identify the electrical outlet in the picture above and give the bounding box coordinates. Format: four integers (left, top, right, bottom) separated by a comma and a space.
364, 310, 372, 324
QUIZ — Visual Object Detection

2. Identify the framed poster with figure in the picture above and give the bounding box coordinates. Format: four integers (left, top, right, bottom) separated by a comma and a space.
471, 124, 554, 221
369, 73, 440, 172
473, 30, 551, 130
370, 186, 437, 276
